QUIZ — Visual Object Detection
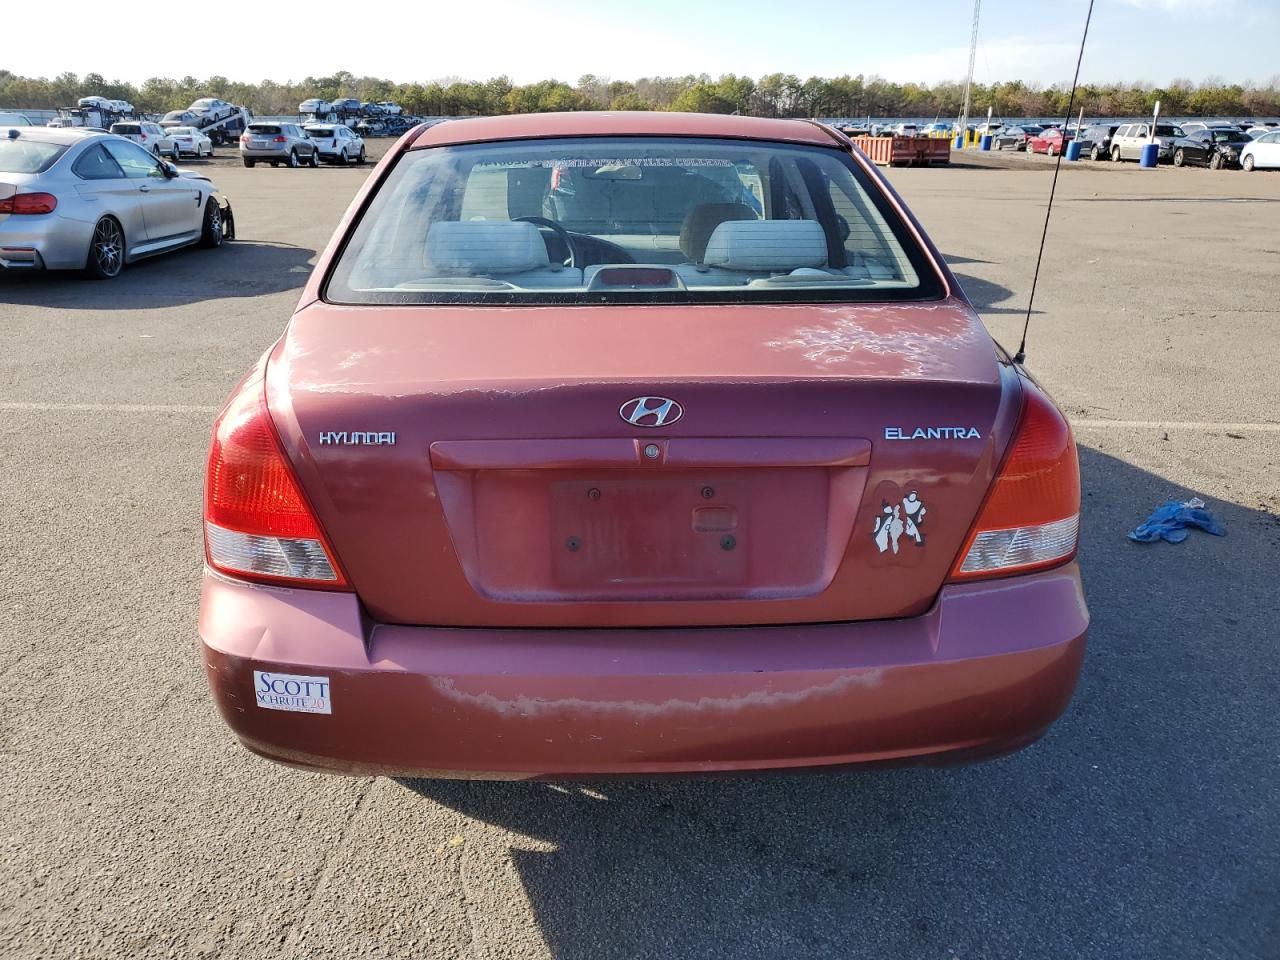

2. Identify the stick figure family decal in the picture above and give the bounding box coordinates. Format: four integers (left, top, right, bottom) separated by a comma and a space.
873, 491, 927, 555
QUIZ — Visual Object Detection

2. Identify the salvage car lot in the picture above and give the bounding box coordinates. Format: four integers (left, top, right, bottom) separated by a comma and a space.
1, 140, 1278, 958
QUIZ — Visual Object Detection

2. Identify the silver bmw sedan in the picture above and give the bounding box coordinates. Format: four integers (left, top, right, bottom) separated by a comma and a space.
0, 126, 234, 278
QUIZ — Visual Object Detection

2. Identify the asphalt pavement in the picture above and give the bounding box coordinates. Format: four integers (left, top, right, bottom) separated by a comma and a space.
1, 141, 1277, 959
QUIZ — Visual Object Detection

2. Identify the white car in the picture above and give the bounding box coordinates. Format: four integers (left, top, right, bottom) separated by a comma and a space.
894, 123, 919, 137
109, 121, 180, 161
304, 123, 366, 164
1110, 122, 1184, 163
1240, 129, 1280, 171
189, 98, 235, 124
166, 126, 214, 158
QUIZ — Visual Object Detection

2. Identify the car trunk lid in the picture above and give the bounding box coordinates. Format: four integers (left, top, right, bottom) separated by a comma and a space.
268, 298, 1018, 627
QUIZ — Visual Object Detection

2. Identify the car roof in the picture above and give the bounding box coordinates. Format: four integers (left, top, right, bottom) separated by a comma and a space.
411, 111, 843, 149
7, 127, 105, 145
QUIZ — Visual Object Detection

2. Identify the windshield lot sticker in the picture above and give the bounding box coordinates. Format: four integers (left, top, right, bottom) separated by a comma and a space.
873, 491, 927, 554
253, 671, 332, 715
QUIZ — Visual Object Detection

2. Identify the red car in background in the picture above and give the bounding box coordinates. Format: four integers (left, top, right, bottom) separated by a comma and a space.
1028, 128, 1073, 156
200, 112, 1087, 779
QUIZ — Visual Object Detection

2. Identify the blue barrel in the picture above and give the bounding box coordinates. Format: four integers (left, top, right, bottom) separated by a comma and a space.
980, 134, 993, 151
1065, 140, 1081, 161
1139, 143, 1159, 167
953, 134, 964, 149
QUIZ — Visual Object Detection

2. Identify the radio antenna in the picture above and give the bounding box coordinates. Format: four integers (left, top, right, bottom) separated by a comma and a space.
1013, 0, 1095, 365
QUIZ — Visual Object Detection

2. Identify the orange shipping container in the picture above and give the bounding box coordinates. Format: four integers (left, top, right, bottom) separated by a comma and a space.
850, 135, 950, 167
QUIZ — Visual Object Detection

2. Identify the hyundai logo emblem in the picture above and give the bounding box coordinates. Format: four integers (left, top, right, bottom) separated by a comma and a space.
620, 396, 683, 428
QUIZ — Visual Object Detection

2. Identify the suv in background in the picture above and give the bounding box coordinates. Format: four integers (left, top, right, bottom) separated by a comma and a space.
239, 122, 319, 168
1110, 122, 1184, 163
304, 124, 367, 164
109, 121, 179, 160
1076, 124, 1119, 160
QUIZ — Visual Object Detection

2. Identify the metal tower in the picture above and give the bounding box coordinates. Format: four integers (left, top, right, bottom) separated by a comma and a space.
958, 0, 982, 140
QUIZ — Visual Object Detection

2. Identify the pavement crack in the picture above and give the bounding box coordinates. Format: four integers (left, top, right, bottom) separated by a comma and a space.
457, 840, 485, 960
282, 778, 376, 952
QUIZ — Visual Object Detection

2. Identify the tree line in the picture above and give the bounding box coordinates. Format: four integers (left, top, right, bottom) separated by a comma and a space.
2, 69, 1277, 119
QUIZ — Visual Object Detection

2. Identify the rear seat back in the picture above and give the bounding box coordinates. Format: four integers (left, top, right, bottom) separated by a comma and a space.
702, 219, 828, 272
424, 220, 581, 287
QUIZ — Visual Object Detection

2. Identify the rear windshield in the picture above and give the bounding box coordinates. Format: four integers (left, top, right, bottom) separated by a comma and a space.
1210, 130, 1241, 141
0, 139, 68, 174
111, 124, 141, 134
248, 125, 282, 135
308, 128, 335, 137
325, 136, 942, 306
170, 128, 194, 136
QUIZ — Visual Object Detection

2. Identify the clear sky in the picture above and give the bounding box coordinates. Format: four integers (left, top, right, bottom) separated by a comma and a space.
5, 0, 1275, 87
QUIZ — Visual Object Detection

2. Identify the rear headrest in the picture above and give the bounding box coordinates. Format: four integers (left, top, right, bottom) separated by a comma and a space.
425, 220, 550, 275
702, 219, 828, 272
678, 202, 757, 262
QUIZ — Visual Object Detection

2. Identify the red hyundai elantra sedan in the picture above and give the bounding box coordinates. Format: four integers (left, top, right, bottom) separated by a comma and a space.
200, 112, 1086, 778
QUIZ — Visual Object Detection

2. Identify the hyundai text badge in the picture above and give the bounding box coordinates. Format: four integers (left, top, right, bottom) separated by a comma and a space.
620, 396, 683, 428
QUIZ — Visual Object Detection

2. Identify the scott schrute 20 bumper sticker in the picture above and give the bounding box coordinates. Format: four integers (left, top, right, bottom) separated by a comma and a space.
253, 671, 332, 714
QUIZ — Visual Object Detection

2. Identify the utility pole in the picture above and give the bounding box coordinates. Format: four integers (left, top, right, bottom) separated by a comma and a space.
958, 0, 982, 144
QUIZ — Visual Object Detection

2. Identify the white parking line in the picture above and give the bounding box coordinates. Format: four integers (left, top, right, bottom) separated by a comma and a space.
1072, 419, 1280, 432
0, 402, 217, 413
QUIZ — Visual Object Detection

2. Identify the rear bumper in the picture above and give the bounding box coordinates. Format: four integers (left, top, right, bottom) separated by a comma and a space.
200, 565, 1088, 779
0, 215, 90, 271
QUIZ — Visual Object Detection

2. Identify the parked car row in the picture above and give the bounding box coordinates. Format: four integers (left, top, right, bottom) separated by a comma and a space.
109, 121, 216, 160
239, 122, 367, 168
990, 118, 1279, 171
1080, 121, 1276, 170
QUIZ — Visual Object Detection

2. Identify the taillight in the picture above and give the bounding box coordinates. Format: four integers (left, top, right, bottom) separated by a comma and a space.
140, 133, 147, 141
273, 135, 287, 142
240, 134, 249, 143
0, 192, 58, 215
204, 373, 350, 589
949, 380, 1080, 580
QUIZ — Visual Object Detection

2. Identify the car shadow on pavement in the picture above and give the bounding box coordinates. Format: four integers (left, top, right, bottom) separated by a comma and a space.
399, 444, 1280, 960
950, 269, 1040, 318
0, 240, 316, 308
